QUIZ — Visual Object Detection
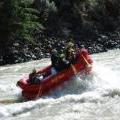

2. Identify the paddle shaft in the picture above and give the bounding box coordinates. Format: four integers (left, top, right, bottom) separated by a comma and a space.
0, 98, 19, 104
81, 54, 91, 67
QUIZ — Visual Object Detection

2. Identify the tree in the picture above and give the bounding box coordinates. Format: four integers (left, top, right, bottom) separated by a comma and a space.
0, 0, 42, 63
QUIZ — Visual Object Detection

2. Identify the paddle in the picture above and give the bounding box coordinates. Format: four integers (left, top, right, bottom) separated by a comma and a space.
81, 54, 92, 67
71, 64, 77, 75
71, 53, 92, 78
82, 54, 92, 73
0, 98, 21, 104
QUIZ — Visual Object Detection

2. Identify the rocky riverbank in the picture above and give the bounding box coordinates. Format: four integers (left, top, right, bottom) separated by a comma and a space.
0, 30, 120, 66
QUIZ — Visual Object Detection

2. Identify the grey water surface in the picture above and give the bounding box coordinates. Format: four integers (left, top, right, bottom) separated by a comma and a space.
0, 49, 120, 120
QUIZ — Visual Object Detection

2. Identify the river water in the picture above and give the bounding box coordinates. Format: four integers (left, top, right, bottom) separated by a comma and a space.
0, 49, 120, 120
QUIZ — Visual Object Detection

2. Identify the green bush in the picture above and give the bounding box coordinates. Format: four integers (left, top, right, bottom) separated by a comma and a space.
0, 0, 43, 56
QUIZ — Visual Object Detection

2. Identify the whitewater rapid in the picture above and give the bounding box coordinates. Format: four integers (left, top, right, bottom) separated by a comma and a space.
0, 49, 120, 120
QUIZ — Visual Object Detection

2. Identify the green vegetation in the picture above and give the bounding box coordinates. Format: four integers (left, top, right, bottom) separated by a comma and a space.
0, 0, 120, 65
0, 0, 42, 58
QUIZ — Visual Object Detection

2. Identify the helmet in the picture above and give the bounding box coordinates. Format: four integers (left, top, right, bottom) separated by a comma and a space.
51, 49, 57, 55
67, 42, 74, 49
32, 68, 36, 73
60, 53, 65, 58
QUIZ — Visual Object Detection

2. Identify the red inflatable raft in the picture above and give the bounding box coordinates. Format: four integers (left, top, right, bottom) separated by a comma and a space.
17, 48, 93, 100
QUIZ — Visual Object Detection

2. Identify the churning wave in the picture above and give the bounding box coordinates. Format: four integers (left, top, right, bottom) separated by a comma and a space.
0, 49, 120, 120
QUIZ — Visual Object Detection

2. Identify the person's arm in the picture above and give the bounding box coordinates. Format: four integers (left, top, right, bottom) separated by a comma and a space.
63, 59, 70, 65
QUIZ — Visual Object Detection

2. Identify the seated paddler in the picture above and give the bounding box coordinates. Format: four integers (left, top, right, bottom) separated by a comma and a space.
50, 42, 77, 74
65, 42, 76, 65
28, 68, 44, 84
